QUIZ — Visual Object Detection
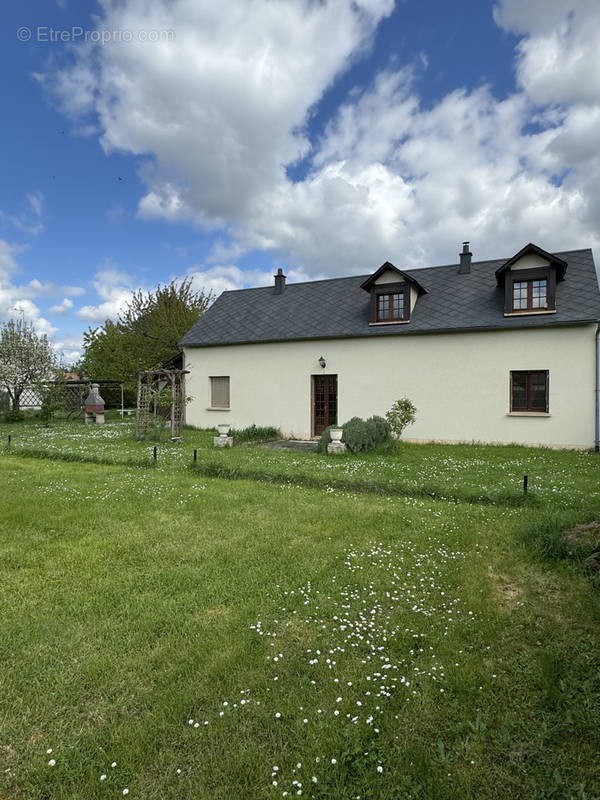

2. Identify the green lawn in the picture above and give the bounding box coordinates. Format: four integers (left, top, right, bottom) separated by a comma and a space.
1, 420, 599, 799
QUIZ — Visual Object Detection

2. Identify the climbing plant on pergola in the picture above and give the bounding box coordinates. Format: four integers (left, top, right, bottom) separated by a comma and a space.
135, 369, 188, 441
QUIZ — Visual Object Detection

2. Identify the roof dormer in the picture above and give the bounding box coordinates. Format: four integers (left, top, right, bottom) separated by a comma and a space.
360, 262, 427, 325
495, 243, 567, 316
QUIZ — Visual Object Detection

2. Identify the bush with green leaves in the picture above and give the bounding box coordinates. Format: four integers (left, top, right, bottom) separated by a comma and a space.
341, 417, 377, 453
385, 397, 417, 438
319, 416, 392, 454
366, 415, 391, 444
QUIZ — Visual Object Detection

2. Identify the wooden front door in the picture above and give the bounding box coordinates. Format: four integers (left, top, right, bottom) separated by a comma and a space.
313, 374, 337, 436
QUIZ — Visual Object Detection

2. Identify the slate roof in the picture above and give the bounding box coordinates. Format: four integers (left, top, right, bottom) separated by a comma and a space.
180, 248, 600, 347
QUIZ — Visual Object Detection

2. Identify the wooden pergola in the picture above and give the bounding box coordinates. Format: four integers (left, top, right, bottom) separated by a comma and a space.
135, 369, 188, 441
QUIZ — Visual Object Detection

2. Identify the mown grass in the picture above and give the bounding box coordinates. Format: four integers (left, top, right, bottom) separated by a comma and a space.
1, 420, 599, 799
3, 418, 600, 507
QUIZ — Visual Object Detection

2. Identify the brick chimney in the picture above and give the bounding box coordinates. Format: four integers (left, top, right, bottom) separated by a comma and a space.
274, 267, 286, 294
458, 241, 472, 274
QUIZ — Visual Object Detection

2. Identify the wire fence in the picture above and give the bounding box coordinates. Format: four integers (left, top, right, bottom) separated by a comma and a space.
17, 380, 125, 416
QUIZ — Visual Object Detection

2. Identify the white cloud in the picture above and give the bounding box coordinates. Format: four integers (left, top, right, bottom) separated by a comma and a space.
75, 266, 136, 322
492, 0, 600, 241
0, 192, 45, 237
39, 0, 600, 279
0, 242, 82, 359
0, 239, 20, 283
313, 68, 418, 169
25, 279, 86, 298
493, 0, 581, 35
40, 0, 393, 226
2, 299, 58, 338
52, 333, 84, 364
0, 240, 57, 337
187, 263, 314, 298
49, 297, 74, 314
233, 82, 598, 272
61, 350, 81, 363
497, 0, 600, 107
35, 60, 98, 117
63, 285, 86, 297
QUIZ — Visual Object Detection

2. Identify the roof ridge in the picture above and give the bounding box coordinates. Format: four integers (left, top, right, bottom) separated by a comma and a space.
218, 248, 593, 294
221, 273, 368, 294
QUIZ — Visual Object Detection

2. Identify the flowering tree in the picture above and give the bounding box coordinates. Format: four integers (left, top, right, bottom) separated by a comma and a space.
385, 397, 417, 438
0, 319, 58, 415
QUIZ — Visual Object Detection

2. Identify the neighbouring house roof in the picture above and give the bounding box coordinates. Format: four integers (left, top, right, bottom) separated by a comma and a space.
180, 248, 600, 347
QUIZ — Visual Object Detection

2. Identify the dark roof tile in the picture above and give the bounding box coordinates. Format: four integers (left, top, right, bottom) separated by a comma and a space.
181, 248, 600, 347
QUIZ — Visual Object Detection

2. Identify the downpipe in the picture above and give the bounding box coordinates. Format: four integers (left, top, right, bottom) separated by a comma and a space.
596, 323, 600, 452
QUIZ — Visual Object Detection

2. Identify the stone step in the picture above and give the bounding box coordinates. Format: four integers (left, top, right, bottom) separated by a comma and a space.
260, 439, 319, 452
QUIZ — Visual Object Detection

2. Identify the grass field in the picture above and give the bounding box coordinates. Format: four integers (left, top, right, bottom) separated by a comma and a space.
1, 419, 599, 799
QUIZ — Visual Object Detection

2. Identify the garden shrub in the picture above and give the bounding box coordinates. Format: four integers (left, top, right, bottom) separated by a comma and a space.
230, 424, 281, 444
366, 415, 391, 444
342, 416, 376, 453
319, 416, 391, 455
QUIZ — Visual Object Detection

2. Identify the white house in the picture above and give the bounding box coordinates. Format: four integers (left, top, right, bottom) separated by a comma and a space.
181, 243, 600, 450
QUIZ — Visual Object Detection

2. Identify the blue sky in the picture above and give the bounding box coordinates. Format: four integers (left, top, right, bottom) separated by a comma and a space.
1, 0, 599, 362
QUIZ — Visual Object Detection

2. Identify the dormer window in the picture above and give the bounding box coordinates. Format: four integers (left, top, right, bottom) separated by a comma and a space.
512, 278, 548, 312
495, 243, 567, 316
360, 261, 427, 325
377, 291, 404, 322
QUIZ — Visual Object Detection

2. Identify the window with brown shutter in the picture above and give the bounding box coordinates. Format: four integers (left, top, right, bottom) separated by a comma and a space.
210, 376, 230, 408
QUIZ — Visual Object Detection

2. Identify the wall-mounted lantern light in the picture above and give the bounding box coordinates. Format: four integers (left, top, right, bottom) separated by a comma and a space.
318, 355, 326, 369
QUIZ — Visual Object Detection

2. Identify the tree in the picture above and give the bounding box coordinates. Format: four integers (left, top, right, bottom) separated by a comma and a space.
81, 279, 213, 396
0, 319, 59, 415
385, 397, 417, 438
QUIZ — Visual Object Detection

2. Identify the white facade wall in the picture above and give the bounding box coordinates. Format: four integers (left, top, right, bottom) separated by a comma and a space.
184, 324, 597, 448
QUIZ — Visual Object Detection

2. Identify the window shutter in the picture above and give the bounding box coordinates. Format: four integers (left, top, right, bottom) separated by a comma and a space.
210, 376, 230, 408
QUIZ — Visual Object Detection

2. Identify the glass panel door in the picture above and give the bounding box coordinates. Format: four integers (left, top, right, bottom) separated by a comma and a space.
313, 374, 338, 435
